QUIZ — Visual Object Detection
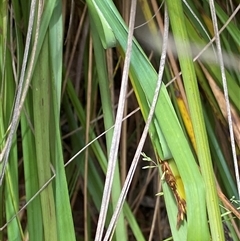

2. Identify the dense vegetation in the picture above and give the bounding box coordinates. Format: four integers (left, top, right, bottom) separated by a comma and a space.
0, 0, 239, 240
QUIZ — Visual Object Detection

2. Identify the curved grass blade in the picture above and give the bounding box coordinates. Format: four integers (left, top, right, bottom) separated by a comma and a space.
87, 1, 210, 240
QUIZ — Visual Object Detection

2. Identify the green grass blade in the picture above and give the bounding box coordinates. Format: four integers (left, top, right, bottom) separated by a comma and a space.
21, 102, 44, 241
32, 32, 58, 241
48, 3, 76, 239
5, 162, 23, 240
166, 0, 224, 240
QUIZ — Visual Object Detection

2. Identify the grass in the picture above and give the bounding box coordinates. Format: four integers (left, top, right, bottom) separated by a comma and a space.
0, 0, 239, 240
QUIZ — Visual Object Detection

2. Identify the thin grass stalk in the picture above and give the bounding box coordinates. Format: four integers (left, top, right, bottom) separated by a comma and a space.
65, 56, 146, 240
84, 37, 93, 241
103, 5, 169, 240
208, 0, 240, 198
89, 16, 127, 240
92, 0, 137, 239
